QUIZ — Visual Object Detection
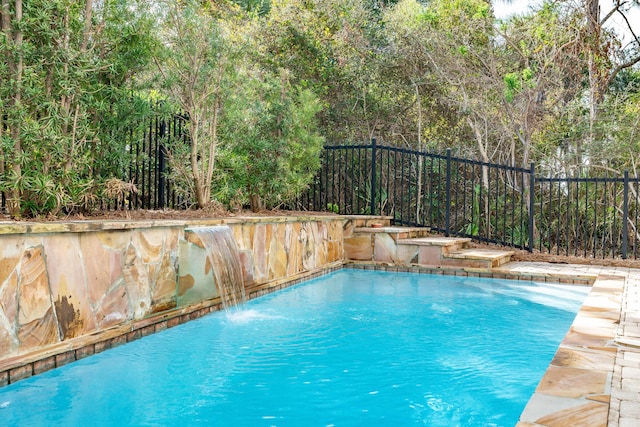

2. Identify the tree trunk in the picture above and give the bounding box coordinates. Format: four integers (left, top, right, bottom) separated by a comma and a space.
249, 194, 263, 212
585, 0, 601, 170
2, 0, 23, 217
0, 2, 6, 180
194, 177, 209, 209
412, 78, 423, 221
467, 117, 491, 235
81, 0, 93, 51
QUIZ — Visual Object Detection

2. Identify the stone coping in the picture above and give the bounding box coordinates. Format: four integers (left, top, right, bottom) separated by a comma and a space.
446, 248, 515, 260
397, 236, 473, 246
353, 226, 427, 233
344, 261, 597, 285
0, 214, 380, 236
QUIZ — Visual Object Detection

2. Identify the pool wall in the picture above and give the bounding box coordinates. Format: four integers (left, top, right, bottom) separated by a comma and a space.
0, 215, 380, 386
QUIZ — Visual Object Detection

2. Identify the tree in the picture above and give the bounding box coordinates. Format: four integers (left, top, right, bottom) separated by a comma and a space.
0, 0, 24, 216
155, 0, 238, 209
0, 0, 157, 217
508, 0, 640, 174
254, 0, 391, 144
581, 0, 640, 165
221, 68, 324, 211
382, 0, 503, 162
497, 2, 587, 170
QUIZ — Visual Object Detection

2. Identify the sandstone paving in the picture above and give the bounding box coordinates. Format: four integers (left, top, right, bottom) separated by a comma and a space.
505, 262, 640, 427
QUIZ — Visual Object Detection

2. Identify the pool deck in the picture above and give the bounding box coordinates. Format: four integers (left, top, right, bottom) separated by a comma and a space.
496, 262, 640, 427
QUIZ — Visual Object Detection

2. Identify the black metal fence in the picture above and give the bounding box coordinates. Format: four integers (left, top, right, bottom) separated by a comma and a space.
535, 173, 640, 259
294, 140, 640, 259
3, 131, 640, 260
118, 113, 189, 210
0, 112, 189, 214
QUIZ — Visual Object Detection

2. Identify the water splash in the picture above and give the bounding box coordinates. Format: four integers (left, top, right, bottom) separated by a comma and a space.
225, 309, 282, 324
189, 226, 246, 310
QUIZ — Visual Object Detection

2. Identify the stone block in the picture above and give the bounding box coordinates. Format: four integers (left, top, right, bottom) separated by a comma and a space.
396, 244, 418, 265
55, 351, 76, 368
536, 365, 608, 398
127, 329, 142, 342
239, 251, 255, 286
33, 356, 56, 374
623, 351, 640, 363
344, 236, 373, 261
622, 377, 640, 392
417, 246, 443, 266
167, 317, 181, 328
551, 347, 615, 371
155, 321, 168, 332
620, 401, 640, 418
620, 417, 640, 427
9, 364, 33, 382
621, 366, 640, 379
140, 325, 155, 337
267, 236, 288, 280
94, 340, 112, 354
535, 401, 608, 426
440, 257, 490, 269
374, 233, 396, 263
110, 335, 127, 348
75, 345, 95, 360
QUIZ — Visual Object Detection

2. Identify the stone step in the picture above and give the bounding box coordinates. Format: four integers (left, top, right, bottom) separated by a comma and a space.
346, 216, 394, 229
397, 236, 472, 247
444, 248, 514, 269
353, 226, 431, 241
397, 236, 471, 258
344, 226, 431, 262
395, 237, 469, 266
395, 237, 513, 269
346, 230, 513, 270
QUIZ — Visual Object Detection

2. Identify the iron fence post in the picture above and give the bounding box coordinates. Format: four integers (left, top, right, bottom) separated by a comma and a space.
623, 170, 629, 259
323, 149, 329, 213
529, 162, 535, 253
158, 118, 167, 209
445, 148, 452, 236
370, 138, 377, 216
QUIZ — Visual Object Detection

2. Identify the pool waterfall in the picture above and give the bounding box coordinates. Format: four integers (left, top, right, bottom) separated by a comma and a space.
186, 226, 246, 310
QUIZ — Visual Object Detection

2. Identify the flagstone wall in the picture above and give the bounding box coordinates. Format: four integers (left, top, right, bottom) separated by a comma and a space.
0, 216, 345, 367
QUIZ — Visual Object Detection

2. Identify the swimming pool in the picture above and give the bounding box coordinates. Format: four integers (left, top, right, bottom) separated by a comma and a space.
0, 269, 588, 426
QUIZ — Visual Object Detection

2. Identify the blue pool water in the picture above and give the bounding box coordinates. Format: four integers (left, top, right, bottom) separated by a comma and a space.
0, 270, 588, 426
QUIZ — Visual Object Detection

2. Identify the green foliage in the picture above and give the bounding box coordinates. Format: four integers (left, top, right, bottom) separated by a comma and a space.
327, 203, 340, 213
155, 0, 240, 209
462, 184, 481, 236
503, 68, 535, 102
155, 0, 327, 212
0, 0, 158, 217
232, 0, 271, 16
220, 69, 324, 211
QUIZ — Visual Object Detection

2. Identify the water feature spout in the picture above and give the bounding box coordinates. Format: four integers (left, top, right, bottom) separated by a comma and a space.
186, 226, 246, 310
